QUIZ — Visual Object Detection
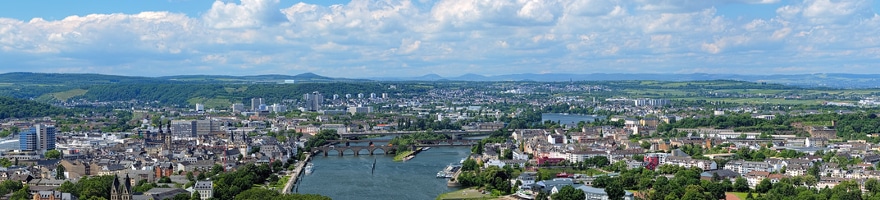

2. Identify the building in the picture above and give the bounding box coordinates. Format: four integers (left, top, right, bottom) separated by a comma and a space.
250, 98, 264, 111
575, 185, 635, 200
724, 160, 774, 176
304, 92, 323, 111
110, 174, 132, 200
231, 103, 245, 113
19, 124, 55, 152
171, 120, 223, 137
195, 104, 205, 112
633, 98, 669, 107
193, 181, 213, 200
32, 191, 76, 200
348, 106, 372, 115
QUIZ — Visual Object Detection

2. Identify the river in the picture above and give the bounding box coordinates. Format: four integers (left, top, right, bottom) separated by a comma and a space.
541, 113, 604, 127
296, 146, 471, 200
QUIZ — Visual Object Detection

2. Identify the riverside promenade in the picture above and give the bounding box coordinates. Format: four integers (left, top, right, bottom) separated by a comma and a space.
282, 153, 312, 194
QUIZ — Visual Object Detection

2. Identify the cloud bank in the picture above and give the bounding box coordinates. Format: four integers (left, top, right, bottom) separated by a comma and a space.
0, 0, 878, 77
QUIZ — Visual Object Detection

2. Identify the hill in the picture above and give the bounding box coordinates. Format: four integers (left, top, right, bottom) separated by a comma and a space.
0, 96, 75, 119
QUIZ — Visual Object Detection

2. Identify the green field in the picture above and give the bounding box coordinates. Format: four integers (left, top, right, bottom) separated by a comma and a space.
187, 97, 232, 109
436, 188, 494, 200
35, 89, 88, 102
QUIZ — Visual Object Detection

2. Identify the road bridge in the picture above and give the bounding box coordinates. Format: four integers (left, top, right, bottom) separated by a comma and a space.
314, 139, 479, 156
339, 129, 500, 137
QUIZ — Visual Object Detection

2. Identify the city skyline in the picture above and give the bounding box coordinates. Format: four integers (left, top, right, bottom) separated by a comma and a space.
0, 0, 878, 77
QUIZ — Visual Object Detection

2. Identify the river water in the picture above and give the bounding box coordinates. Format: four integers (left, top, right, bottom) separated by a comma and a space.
541, 113, 604, 127
297, 146, 471, 200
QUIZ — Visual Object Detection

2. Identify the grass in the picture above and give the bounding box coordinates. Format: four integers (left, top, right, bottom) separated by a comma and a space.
393, 150, 413, 162
436, 188, 494, 200
52, 89, 88, 101
730, 192, 751, 200
269, 176, 290, 190
187, 97, 232, 109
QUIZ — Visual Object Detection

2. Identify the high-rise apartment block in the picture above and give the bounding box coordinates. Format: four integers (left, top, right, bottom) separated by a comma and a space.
251, 98, 264, 111
304, 92, 323, 111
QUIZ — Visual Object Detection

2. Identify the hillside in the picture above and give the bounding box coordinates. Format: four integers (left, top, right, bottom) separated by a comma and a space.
0, 96, 74, 119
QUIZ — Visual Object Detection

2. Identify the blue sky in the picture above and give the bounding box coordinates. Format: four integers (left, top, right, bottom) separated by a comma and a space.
0, 0, 878, 77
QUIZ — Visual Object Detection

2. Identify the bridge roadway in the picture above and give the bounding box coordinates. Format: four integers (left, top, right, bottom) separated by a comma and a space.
340, 129, 499, 137
314, 139, 479, 156
282, 153, 311, 194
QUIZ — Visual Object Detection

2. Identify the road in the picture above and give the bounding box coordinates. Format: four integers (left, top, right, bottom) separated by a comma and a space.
282, 153, 311, 194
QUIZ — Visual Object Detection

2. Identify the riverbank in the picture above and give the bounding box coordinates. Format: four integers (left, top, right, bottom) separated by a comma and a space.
282, 153, 311, 194
393, 147, 424, 161
436, 188, 494, 200
298, 146, 472, 200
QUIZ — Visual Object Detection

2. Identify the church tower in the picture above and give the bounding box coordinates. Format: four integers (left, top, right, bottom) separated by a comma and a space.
165, 123, 172, 149
110, 174, 132, 200
157, 121, 164, 143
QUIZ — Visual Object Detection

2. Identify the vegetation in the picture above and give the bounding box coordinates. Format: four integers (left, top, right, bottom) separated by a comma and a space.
389, 131, 450, 153
456, 166, 515, 196
233, 188, 331, 200
57, 175, 116, 199
304, 129, 340, 151
552, 185, 586, 200
0, 96, 76, 119
45, 149, 62, 159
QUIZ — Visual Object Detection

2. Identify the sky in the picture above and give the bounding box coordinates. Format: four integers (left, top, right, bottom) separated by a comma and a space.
0, 0, 878, 77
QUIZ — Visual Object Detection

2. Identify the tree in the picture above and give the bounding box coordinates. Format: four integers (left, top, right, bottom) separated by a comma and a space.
535, 192, 549, 200
866, 178, 880, 196
831, 180, 862, 200
551, 185, 585, 200
593, 175, 612, 188
10, 185, 29, 200
707, 182, 726, 200
605, 180, 625, 200
756, 178, 772, 193
462, 158, 478, 171
734, 177, 750, 192
45, 149, 62, 159
191, 190, 201, 200
56, 165, 66, 180
681, 185, 708, 200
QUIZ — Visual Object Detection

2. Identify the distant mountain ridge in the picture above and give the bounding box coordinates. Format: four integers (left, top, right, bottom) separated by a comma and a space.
0, 72, 877, 88
375, 73, 880, 88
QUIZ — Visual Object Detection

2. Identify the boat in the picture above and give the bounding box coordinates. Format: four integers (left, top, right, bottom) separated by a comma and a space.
304, 163, 314, 174
423, 147, 431, 151
437, 171, 448, 178
436, 164, 462, 178
403, 155, 415, 161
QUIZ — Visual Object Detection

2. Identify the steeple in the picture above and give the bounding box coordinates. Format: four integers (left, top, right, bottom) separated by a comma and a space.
165, 122, 172, 149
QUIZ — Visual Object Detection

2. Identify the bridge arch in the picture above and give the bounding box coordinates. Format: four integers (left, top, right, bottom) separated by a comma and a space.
325, 149, 341, 156
358, 148, 372, 156
371, 147, 388, 155
342, 148, 356, 156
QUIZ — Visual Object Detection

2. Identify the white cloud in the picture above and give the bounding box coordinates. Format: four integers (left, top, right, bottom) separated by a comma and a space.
0, 0, 878, 76
203, 0, 285, 29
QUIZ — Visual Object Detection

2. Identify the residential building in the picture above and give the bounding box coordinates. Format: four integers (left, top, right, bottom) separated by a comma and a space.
304, 91, 323, 111
193, 181, 213, 200
250, 98, 264, 111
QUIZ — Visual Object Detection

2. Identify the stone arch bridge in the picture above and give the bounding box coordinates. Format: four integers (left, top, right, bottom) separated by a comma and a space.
313, 139, 478, 156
